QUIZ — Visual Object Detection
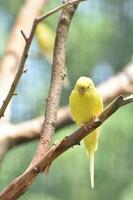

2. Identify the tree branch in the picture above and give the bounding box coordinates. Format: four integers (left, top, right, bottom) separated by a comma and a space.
30, 0, 82, 167
0, 95, 132, 200
0, 0, 84, 119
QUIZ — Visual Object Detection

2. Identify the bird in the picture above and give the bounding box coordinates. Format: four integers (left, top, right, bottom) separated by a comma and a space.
69, 76, 103, 188
35, 22, 55, 60
35, 23, 70, 89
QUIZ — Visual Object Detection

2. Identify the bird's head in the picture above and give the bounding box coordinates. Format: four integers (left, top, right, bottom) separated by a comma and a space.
75, 77, 95, 96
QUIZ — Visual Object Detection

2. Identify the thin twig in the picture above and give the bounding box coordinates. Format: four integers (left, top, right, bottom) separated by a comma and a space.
37, 0, 86, 23
0, 95, 132, 200
20, 30, 28, 42
0, 0, 85, 118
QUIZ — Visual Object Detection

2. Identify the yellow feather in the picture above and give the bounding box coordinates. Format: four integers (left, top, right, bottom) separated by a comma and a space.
69, 77, 103, 188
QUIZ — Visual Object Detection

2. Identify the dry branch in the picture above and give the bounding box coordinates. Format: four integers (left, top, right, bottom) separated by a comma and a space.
0, 95, 133, 200
31, 0, 82, 167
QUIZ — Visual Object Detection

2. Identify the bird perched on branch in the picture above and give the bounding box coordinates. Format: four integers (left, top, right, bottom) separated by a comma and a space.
69, 76, 103, 188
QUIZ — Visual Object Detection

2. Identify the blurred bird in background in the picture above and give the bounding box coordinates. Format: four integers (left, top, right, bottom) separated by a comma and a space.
35, 22, 69, 88
35, 22, 54, 60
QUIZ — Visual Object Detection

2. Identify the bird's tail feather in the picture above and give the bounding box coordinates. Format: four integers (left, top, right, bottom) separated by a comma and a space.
89, 151, 94, 189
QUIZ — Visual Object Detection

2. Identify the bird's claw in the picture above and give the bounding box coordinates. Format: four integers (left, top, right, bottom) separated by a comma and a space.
93, 115, 101, 124
83, 123, 90, 131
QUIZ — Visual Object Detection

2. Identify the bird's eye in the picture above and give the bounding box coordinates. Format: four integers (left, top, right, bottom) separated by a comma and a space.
87, 86, 90, 89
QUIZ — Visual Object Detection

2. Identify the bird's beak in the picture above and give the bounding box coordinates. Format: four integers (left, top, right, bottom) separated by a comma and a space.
78, 87, 85, 96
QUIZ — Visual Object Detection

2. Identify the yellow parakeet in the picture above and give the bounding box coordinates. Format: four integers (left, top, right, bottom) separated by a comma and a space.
69, 76, 103, 188
35, 23, 55, 60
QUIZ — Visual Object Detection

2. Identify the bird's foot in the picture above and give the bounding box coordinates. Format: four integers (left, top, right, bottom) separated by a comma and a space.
83, 122, 90, 131
92, 115, 102, 125
93, 115, 101, 123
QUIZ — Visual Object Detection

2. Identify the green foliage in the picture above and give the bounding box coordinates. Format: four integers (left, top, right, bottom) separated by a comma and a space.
0, 0, 23, 17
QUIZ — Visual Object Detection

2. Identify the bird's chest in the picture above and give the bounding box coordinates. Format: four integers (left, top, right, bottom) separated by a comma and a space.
71, 92, 99, 126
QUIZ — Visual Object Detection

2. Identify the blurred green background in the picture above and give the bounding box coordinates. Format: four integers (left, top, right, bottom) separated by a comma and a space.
0, 0, 133, 200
